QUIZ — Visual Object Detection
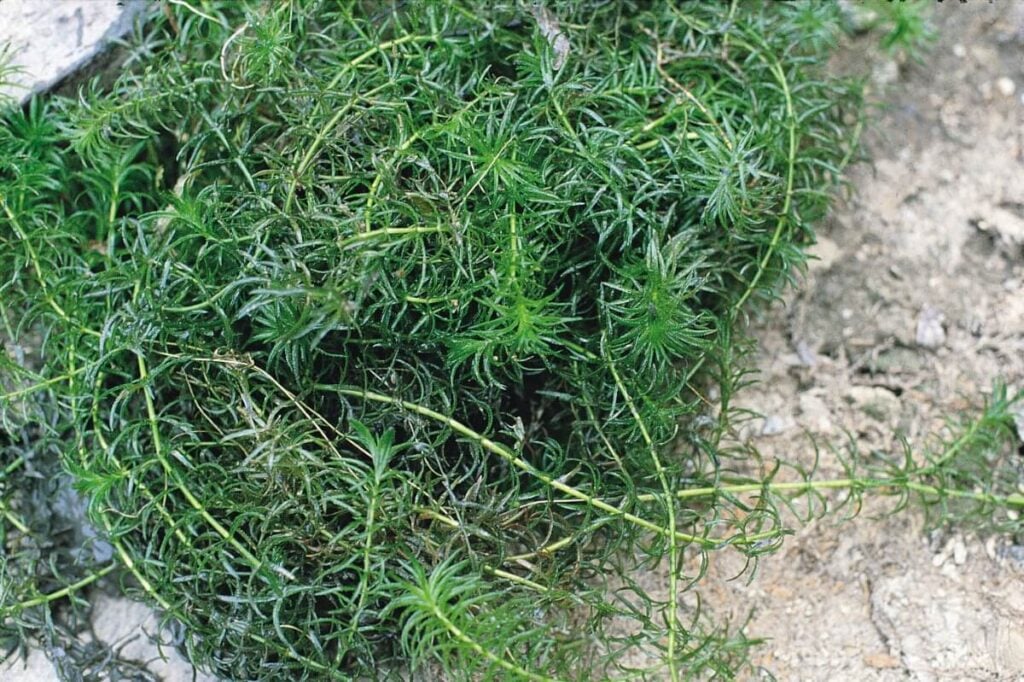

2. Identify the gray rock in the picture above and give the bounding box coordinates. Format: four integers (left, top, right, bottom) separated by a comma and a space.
0, 0, 147, 104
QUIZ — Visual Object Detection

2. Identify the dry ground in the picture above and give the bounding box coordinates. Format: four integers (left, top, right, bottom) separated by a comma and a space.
694, 3, 1024, 679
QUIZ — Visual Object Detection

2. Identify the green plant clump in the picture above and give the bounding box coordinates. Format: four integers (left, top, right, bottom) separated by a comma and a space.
1, 1, 1019, 680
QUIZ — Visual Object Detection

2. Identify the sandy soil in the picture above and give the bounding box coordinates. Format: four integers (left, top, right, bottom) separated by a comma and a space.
693, 3, 1024, 679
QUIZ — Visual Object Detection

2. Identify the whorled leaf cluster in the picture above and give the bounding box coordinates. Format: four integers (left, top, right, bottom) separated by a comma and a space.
2, 1, 1002, 680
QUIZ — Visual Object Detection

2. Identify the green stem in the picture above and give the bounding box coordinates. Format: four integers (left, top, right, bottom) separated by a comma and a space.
633, 478, 1024, 508
337, 224, 444, 250
730, 40, 796, 315
426, 599, 560, 682
363, 131, 423, 232
135, 353, 265, 573
1, 506, 29, 534
1, 563, 118, 616
163, 279, 248, 313
67, 341, 343, 678
167, 0, 224, 25
920, 415, 984, 474
0, 197, 100, 338
336, 386, 716, 548
1, 366, 89, 402
483, 566, 549, 594
285, 37, 432, 212
285, 83, 393, 211
603, 356, 680, 682
2, 457, 25, 478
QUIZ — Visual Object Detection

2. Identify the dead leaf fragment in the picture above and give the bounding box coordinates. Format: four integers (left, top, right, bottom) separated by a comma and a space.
531, 5, 570, 70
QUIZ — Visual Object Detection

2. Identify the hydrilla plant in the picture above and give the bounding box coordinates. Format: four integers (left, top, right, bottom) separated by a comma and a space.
0, 1, 1020, 680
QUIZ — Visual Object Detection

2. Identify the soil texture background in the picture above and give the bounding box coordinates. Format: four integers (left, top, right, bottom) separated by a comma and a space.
696, 3, 1024, 679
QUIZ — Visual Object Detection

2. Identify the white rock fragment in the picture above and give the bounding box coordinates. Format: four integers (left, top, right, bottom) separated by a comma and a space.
795, 339, 818, 367
0, 0, 147, 104
940, 560, 961, 582
760, 414, 791, 437
952, 537, 968, 566
839, 0, 879, 33
808, 236, 842, 272
91, 594, 218, 682
985, 536, 998, 561
799, 393, 833, 433
871, 59, 899, 88
995, 622, 1024, 677
915, 304, 946, 348
996, 77, 1017, 98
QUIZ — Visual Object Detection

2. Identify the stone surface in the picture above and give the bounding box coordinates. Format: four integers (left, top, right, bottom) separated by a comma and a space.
0, 595, 218, 681
0, 0, 145, 103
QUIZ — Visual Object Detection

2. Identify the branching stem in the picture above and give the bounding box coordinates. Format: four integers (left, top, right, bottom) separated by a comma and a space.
337, 386, 715, 547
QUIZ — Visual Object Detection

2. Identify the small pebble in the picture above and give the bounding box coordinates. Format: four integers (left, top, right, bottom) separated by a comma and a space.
940, 561, 961, 581
1000, 544, 1024, 568
872, 60, 900, 87
997, 77, 1017, 97
795, 340, 818, 367
933, 538, 953, 567
761, 415, 788, 436
952, 43, 967, 58
952, 537, 968, 566
915, 304, 946, 349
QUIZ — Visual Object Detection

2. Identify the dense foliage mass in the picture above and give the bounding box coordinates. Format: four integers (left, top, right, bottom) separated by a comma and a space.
3, 2, 1016, 680
0, 1, 865, 678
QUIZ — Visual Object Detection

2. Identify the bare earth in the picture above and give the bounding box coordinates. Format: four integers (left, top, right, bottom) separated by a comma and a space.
695, 3, 1024, 680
